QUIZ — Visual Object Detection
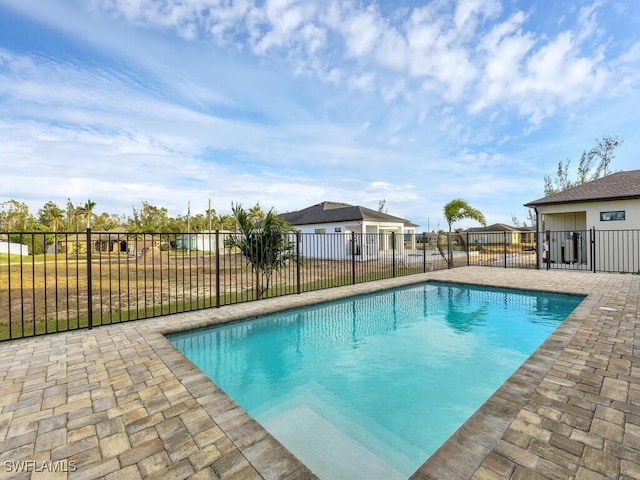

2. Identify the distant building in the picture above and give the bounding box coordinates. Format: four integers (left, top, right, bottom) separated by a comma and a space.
277, 201, 418, 260
0, 239, 29, 256
465, 223, 535, 245
175, 231, 231, 252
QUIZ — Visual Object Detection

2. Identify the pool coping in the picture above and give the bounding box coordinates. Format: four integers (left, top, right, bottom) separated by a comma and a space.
1, 267, 638, 479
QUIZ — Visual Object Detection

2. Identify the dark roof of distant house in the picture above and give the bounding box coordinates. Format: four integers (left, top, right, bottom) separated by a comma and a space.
278, 201, 418, 227
467, 223, 534, 233
525, 170, 640, 207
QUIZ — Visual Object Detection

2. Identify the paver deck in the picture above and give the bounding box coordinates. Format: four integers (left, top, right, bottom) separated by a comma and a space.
0, 267, 638, 479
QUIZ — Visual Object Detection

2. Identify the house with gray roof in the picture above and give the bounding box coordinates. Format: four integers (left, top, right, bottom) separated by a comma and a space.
525, 169, 640, 271
278, 201, 418, 260
465, 223, 535, 245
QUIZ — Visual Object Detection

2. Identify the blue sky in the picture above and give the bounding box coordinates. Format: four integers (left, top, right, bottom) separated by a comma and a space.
0, 0, 638, 230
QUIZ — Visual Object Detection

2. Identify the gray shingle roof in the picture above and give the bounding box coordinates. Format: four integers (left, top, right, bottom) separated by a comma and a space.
525, 170, 640, 207
278, 201, 418, 227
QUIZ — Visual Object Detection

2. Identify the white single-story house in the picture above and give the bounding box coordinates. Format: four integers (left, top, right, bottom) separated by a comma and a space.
465, 223, 535, 246
525, 169, 640, 271
277, 201, 419, 260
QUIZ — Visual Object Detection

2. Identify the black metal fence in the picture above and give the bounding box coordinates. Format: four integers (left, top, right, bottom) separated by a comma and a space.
540, 228, 640, 274
1, 228, 638, 341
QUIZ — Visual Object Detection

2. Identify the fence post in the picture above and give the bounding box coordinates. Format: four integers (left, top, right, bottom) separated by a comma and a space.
503, 231, 507, 268
591, 227, 596, 273
545, 230, 550, 271
466, 232, 470, 267
215, 230, 220, 307
422, 233, 426, 273
392, 232, 396, 278
86, 228, 93, 329
296, 231, 301, 294
351, 232, 356, 284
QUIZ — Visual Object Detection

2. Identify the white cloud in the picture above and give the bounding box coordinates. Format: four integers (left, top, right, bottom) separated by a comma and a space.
251, 0, 315, 54
349, 71, 376, 92
342, 5, 383, 58
469, 5, 614, 126
375, 27, 407, 70
405, 6, 477, 102
454, 0, 501, 34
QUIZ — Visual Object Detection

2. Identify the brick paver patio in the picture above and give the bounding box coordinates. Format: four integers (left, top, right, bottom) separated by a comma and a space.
0, 267, 638, 479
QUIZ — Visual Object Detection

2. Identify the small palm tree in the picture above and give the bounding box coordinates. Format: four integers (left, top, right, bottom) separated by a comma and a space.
442, 198, 486, 268
225, 203, 296, 299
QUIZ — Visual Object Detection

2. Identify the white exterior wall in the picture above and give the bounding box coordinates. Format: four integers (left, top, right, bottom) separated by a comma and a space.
295, 222, 353, 260
293, 221, 415, 260
0, 241, 29, 256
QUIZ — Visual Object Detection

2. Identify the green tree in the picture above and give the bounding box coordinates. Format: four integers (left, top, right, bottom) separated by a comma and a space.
218, 213, 236, 231
248, 202, 265, 223
441, 198, 486, 268
225, 203, 296, 299
0, 200, 34, 231
38, 201, 65, 232
128, 202, 171, 232
93, 212, 123, 231
544, 135, 622, 196
65, 198, 80, 231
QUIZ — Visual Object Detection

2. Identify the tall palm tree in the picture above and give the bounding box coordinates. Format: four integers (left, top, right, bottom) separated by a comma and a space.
442, 198, 486, 268
83, 199, 96, 229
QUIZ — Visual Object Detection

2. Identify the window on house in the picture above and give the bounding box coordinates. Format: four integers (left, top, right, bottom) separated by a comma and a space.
600, 211, 625, 221
314, 228, 326, 234
334, 227, 342, 233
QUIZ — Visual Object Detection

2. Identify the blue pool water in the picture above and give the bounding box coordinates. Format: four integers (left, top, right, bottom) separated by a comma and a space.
169, 282, 583, 479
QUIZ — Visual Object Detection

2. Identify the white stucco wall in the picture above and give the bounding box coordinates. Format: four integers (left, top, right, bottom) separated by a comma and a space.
292, 221, 414, 259
0, 241, 29, 256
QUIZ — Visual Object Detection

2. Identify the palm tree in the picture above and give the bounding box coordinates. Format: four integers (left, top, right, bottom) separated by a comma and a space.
38, 201, 65, 232
248, 202, 265, 223
225, 203, 296, 299
442, 198, 486, 268
83, 199, 96, 229
38, 201, 65, 253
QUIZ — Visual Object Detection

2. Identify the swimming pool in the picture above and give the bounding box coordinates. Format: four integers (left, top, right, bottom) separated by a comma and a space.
169, 282, 583, 479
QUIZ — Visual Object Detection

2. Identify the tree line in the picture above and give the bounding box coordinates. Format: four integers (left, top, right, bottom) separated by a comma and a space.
0, 198, 268, 234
